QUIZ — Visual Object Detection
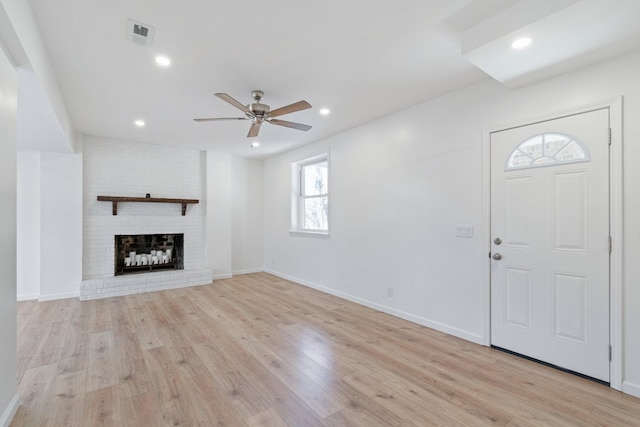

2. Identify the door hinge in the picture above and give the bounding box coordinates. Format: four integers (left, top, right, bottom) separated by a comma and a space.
609, 236, 612, 254
608, 128, 612, 145
609, 345, 612, 361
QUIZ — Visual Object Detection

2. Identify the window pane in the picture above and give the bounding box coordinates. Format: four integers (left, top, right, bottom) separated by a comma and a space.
556, 141, 587, 161
507, 150, 533, 168
506, 133, 589, 170
518, 135, 543, 158
303, 197, 328, 230
532, 157, 555, 165
543, 133, 571, 157
302, 162, 328, 196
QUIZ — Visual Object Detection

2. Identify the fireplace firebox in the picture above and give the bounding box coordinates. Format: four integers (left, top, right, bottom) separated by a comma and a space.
114, 234, 184, 275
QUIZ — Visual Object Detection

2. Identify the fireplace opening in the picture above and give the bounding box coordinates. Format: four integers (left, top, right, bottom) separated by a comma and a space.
114, 234, 184, 276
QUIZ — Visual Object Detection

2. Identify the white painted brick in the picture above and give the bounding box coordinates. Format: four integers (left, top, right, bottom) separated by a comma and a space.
82, 136, 210, 299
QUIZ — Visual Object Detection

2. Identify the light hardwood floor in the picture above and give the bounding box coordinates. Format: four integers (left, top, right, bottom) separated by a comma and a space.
10, 272, 640, 426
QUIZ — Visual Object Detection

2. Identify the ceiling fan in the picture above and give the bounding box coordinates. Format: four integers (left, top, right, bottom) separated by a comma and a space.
194, 90, 312, 138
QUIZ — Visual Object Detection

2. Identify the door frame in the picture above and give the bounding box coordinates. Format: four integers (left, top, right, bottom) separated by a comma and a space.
480, 96, 623, 390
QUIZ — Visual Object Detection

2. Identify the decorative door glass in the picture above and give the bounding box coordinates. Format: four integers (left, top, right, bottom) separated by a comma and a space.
506, 133, 589, 170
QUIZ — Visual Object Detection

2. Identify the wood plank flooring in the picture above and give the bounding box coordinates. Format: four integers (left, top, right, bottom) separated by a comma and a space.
11, 272, 640, 426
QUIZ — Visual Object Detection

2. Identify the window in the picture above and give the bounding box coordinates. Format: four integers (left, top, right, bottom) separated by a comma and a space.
506, 133, 589, 170
292, 154, 329, 234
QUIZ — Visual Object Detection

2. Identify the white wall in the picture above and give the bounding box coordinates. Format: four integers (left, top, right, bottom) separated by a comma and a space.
205, 153, 265, 278
264, 49, 640, 396
16, 149, 83, 301
206, 152, 232, 278
231, 157, 264, 274
16, 151, 40, 300
40, 150, 82, 299
0, 40, 19, 426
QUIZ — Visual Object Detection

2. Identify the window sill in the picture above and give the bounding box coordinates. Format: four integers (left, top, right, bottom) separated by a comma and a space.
289, 230, 330, 238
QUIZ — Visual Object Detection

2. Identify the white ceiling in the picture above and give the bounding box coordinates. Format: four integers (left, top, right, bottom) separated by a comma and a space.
22, 0, 640, 158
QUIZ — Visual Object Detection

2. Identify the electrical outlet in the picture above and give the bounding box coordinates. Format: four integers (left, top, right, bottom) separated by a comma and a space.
386, 287, 393, 297
456, 224, 473, 238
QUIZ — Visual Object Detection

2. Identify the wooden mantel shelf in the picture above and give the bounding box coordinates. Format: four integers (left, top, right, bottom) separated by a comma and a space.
97, 196, 199, 216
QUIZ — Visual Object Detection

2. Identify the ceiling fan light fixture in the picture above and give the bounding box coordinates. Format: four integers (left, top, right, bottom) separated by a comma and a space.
320, 108, 330, 115
134, 119, 145, 127
250, 141, 260, 148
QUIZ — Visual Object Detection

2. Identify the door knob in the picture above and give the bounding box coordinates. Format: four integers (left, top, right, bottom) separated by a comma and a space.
492, 253, 502, 260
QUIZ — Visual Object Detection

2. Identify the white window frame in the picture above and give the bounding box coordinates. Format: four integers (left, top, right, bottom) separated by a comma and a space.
290, 152, 329, 236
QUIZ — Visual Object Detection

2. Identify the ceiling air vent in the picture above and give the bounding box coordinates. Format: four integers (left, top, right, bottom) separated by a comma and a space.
127, 19, 154, 47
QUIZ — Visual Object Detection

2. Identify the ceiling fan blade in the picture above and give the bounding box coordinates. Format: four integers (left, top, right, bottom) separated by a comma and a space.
269, 118, 312, 131
247, 121, 262, 138
193, 117, 248, 122
215, 93, 253, 116
269, 100, 312, 118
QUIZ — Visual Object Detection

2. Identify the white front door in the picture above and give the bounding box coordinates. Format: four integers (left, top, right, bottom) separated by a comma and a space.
490, 108, 610, 382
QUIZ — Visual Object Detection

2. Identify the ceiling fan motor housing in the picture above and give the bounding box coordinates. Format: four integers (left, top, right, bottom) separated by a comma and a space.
248, 102, 270, 118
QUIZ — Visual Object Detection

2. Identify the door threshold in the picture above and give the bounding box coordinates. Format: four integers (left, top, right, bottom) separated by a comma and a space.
491, 345, 610, 387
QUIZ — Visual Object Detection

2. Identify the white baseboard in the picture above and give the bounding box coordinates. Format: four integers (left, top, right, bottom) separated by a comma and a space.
0, 394, 19, 427
212, 268, 265, 280
264, 269, 485, 345
17, 293, 39, 302
232, 268, 265, 276
622, 381, 640, 399
38, 290, 80, 301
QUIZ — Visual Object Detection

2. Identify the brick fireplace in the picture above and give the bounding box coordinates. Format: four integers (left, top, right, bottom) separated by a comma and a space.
80, 137, 213, 300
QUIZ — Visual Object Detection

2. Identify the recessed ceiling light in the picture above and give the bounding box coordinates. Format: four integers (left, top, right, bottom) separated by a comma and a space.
155, 56, 171, 67
511, 36, 533, 50
319, 108, 330, 116
134, 120, 145, 127
250, 142, 260, 148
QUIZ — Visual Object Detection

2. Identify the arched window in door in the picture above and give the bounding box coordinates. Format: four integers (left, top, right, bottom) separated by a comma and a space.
506, 132, 589, 170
